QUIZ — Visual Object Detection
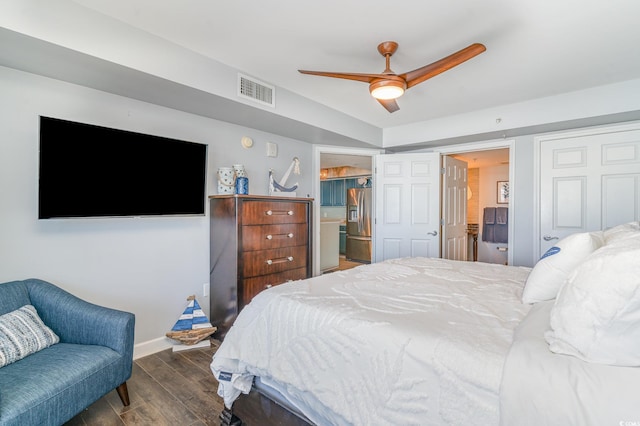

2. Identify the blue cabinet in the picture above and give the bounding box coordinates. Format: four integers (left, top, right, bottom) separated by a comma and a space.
320, 181, 333, 206
320, 180, 346, 206
321, 177, 371, 206
332, 180, 345, 206
345, 178, 358, 190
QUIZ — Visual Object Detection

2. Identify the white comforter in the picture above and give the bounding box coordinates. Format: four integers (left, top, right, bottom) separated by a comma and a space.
211, 257, 531, 425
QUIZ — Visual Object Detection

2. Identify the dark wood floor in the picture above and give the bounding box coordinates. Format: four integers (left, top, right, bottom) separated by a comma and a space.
322, 256, 366, 274
338, 256, 365, 271
65, 340, 225, 426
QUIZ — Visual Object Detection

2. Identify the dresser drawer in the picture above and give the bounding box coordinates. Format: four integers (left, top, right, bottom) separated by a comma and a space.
242, 246, 307, 277
242, 201, 308, 225
242, 224, 308, 251
241, 267, 308, 306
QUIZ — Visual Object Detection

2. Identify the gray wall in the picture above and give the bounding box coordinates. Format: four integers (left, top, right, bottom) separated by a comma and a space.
511, 135, 535, 267
0, 65, 313, 355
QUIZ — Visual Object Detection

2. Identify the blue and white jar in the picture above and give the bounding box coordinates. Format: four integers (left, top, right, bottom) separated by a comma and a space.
217, 167, 235, 194
235, 177, 249, 195
232, 164, 247, 178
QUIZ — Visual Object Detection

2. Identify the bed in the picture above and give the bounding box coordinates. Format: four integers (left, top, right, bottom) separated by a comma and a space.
210, 222, 640, 425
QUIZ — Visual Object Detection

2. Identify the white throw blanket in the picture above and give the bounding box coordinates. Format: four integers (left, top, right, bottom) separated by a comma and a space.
211, 257, 531, 425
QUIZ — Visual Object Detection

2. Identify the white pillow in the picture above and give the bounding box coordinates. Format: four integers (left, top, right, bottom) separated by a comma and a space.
0, 305, 60, 368
603, 221, 640, 244
522, 231, 604, 303
545, 235, 640, 366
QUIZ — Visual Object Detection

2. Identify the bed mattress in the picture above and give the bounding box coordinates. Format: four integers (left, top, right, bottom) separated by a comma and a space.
211, 257, 531, 425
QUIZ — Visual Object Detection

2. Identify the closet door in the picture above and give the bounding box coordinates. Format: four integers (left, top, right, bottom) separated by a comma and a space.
538, 124, 640, 258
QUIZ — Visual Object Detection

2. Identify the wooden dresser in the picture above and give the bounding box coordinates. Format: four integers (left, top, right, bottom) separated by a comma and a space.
209, 195, 313, 338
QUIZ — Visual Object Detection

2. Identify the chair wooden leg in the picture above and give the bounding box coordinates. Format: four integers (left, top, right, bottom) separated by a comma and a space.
116, 382, 130, 406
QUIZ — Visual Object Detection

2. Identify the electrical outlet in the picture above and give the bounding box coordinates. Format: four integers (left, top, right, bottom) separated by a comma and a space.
202, 283, 210, 298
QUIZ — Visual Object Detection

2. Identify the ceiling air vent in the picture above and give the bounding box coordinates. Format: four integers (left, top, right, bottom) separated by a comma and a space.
238, 74, 275, 107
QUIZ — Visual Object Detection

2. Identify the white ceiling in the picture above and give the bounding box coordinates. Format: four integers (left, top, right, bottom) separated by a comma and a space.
73, 0, 640, 130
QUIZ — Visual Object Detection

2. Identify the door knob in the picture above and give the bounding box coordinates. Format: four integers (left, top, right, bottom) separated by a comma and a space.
543, 235, 559, 241
427, 230, 438, 236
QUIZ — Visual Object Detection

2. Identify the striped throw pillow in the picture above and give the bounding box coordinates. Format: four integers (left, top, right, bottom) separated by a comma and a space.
0, 305, 60, 368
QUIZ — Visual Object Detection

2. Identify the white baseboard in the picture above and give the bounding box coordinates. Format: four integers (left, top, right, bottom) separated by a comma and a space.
172, 339, 211, 352
133, 336, 174, 360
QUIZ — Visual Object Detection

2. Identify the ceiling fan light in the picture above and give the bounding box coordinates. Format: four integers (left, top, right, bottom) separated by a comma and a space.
369, 80, 406, 100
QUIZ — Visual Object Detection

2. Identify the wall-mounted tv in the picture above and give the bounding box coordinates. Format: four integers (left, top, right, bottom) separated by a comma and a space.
38, 116, 207, 219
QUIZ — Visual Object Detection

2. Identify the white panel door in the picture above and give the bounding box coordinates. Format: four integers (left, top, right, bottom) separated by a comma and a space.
538, 126, 640, 257
374, 153, 440, 262
442, 155, 468, 260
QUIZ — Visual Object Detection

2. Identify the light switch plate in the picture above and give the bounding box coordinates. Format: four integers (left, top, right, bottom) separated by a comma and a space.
266, 142, 278, 157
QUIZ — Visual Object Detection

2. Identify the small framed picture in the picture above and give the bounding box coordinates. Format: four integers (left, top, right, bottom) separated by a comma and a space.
497, 181, 509, 204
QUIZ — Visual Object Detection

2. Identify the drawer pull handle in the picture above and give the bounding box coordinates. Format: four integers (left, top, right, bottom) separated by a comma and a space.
265, 233, 294, 240
265, 256, 294, 265
264, 210, 294, 216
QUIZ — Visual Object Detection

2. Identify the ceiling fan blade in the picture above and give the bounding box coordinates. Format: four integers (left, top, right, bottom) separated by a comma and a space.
400, 43, 486, 89
298, 70, 391, 84
377, 98, 400, 113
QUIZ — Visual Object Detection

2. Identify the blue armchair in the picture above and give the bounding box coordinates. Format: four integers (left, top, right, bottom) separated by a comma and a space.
0, 278, 135, 426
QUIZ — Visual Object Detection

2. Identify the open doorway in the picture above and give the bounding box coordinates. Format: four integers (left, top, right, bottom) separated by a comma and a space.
449, 148, 511, 265
312, 146, 384, 276
313, 142, 513, 272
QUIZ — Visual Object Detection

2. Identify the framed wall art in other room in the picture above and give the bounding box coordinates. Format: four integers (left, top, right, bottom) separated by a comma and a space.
497, 181, 509, 204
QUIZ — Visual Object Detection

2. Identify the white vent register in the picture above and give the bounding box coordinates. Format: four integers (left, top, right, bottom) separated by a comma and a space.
238, 74, 275, 107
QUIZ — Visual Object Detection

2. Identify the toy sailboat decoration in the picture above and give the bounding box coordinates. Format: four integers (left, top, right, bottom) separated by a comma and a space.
166, 295, 217, 346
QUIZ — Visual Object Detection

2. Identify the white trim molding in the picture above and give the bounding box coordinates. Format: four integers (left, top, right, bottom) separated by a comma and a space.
133, 336, 174, 360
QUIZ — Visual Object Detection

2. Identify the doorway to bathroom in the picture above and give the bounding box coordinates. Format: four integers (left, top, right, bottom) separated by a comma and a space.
437, 140, 514, 265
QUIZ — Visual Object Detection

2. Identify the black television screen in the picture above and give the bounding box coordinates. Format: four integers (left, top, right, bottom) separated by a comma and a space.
39, 116, 207, 219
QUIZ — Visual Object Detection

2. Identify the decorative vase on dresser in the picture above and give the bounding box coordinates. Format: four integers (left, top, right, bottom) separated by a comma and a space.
209, 195, 313, 339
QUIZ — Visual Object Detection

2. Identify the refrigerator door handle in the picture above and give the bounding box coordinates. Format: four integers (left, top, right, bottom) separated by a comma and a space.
358, 190, 364, 233
356, 192, 362, 233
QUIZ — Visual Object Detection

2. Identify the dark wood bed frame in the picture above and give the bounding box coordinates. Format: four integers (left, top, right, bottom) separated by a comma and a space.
219, 383, 314, 426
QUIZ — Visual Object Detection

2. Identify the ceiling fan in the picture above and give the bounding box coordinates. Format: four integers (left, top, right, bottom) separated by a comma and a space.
298, 42, 486, 113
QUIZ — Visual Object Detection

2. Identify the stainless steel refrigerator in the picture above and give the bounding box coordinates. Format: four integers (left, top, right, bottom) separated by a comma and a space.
346, 187, 372, 263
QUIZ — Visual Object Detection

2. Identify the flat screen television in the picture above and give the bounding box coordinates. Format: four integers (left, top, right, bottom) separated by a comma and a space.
38, 116, 207, 219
